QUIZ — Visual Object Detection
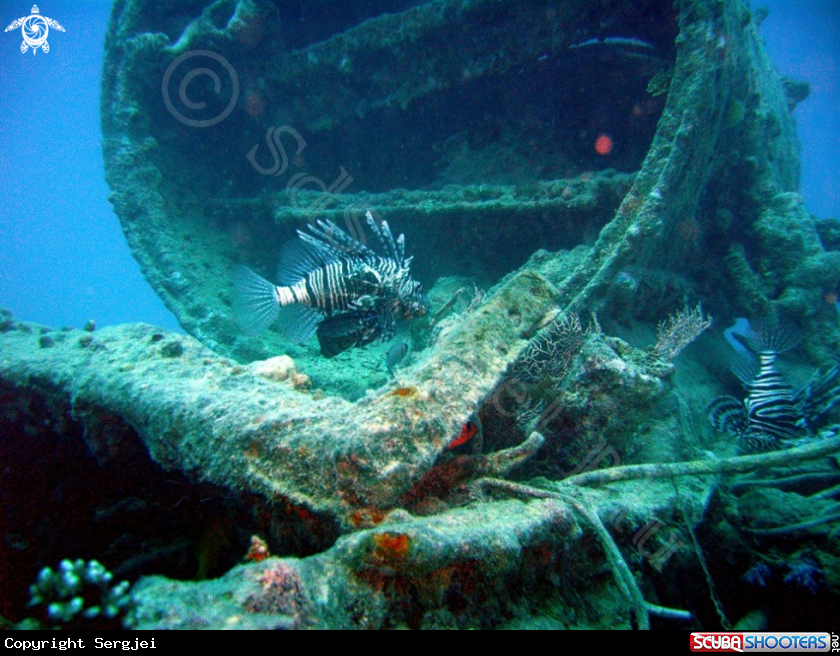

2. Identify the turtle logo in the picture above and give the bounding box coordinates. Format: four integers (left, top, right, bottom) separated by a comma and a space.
5, 5, 65, 54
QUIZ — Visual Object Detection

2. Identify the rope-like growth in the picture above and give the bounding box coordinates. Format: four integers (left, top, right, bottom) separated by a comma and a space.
560, 432, 840, 487
745, 511, 840, 536
475, 428, 840, 629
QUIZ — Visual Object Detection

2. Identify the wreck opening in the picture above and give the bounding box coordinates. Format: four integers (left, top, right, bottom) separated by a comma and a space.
144, 0, 676, 193
101, 0, 691, 393
123, 0, 677, 291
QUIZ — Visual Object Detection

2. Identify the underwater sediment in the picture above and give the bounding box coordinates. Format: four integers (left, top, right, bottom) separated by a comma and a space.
3, 0, 840, 629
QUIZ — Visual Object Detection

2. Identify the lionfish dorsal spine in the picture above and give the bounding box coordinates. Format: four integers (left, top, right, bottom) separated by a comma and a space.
298, 219, 374, 261
366, 211, 402, 265
396, 233, 406, 263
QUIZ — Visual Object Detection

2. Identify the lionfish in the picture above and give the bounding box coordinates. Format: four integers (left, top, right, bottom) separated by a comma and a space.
706, 321, 840, 452
233, 212, 427, 357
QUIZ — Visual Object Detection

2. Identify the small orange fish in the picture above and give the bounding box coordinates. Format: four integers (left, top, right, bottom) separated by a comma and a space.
447, 421, 478, 450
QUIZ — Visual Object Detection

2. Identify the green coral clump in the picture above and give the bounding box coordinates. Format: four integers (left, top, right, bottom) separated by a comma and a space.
29, 559, 130, 624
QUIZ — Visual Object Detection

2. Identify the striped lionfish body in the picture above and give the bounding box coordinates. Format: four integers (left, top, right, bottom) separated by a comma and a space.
707, 322, 840, 451
740, 349, 801, 448
234, 212, 427, 357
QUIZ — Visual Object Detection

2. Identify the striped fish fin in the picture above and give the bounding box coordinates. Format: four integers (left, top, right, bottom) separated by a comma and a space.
379, 311, 397, 342
366, 211, 404, 265
233, 265, 322, 342
731, 356, 758, 390
316, 311, 381, 357
275, 303, 322, 344
745, 319, 801, 355
706, 396, 749, 435
741, 429, 781, 453
233, 266, 280, 336
277, 238, 333, 286
796, 363, 840, 428
299, 219, 375, 261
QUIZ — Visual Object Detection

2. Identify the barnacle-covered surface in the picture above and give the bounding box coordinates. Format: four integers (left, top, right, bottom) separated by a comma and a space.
0, 270, 556, 522
0, 303, 716, 629
3, 0, 840, 632
124, 481, 716, 630
0, 306, 720, 627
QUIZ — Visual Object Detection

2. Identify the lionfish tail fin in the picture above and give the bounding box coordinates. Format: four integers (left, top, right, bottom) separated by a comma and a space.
745, 318, 801, 355
232, 265, 280, 336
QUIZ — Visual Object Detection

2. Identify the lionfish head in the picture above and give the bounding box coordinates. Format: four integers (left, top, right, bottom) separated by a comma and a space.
396, 272, 428, 319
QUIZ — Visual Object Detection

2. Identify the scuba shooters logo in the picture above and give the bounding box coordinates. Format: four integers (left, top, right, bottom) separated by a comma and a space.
691, 634, 745, 652
690, 633, 832, 652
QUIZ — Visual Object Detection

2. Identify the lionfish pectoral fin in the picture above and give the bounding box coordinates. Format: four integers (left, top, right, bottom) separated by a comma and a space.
379, 312, 397, 342
316, 311, 380, 358
232, 265, 280, 336
706, 395, 749, 435
741, 429, 781, 453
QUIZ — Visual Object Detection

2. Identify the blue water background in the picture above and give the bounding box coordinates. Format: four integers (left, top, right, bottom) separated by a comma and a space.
0, 0, 181, 331
0, 0, 837, 331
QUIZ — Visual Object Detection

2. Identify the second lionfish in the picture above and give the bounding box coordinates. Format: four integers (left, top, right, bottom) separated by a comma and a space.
707, 322, 840, 452
234, 212, 428, 357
